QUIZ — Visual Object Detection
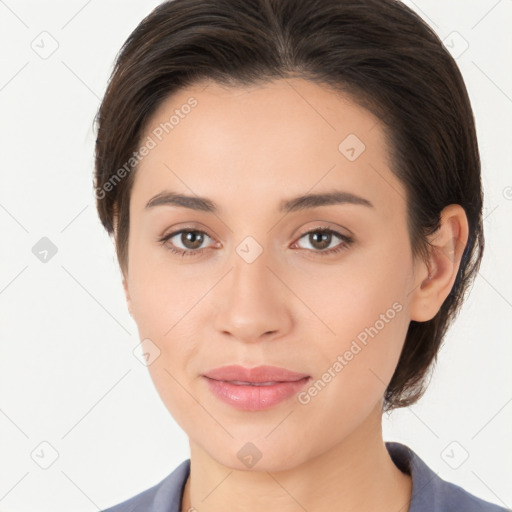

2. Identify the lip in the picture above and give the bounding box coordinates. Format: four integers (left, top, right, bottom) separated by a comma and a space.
202, 365, 311, 411
203, 364, 309, 383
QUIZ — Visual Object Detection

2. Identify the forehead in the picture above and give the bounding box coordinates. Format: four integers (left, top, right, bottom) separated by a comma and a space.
131, 78, 404, 216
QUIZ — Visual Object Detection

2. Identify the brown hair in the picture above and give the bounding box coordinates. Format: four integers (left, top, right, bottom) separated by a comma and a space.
93, 0, 483, 411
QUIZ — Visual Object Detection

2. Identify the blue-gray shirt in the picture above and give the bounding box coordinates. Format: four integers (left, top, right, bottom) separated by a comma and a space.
101, 442, 509, 511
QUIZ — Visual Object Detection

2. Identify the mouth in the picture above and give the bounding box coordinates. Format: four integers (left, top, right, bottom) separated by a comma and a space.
202, 365, 311, 411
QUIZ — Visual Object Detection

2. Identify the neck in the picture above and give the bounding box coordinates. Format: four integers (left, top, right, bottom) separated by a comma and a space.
181, 401, 412, 512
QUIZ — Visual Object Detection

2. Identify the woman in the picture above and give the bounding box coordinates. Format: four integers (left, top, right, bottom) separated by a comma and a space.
93, 0, 507, 510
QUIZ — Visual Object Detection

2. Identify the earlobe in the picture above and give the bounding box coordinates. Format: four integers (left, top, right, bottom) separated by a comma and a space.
410, 204, 469, 322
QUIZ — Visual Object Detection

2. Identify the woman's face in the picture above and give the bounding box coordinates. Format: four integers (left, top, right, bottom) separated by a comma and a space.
123, 78, 422, 470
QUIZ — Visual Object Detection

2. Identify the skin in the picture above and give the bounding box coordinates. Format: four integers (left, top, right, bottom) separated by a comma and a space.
120, 78, 468, 512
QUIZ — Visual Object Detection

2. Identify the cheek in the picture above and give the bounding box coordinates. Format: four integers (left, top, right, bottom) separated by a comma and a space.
126, 247, 206, 426
298, 242, 413, 397
145, 354, 200, 434
132, 291, 203, 434
294, 284, 410, 443
299, 237, 412, 339
127, 236, 194, 334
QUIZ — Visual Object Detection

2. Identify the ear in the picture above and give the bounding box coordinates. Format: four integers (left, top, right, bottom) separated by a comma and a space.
410, 204, 469, 322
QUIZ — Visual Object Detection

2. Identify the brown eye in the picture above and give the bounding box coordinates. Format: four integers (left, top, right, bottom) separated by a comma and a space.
307, 231, 333, 250
294, 228, 353, 256
159, 229, 215, 256
179, 231, 206, 250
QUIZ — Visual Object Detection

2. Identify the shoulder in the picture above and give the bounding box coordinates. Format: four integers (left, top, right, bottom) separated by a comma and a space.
385, 442, 509, 512
435, 477, 510, 512
100, 459, 190, 512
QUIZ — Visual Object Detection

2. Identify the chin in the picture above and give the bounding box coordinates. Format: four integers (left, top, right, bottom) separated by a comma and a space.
205, 436, 313, 474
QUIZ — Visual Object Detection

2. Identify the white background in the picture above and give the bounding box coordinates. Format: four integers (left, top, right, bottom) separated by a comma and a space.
0, 1, 511, 511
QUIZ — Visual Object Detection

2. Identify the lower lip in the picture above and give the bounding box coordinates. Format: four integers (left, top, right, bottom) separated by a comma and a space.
204, 376, 310, 411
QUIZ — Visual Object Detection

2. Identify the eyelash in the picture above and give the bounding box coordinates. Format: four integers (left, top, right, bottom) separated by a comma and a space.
157, 226, 353, 258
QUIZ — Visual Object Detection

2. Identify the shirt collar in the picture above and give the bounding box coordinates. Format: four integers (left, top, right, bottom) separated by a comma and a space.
149, 441, 457, 512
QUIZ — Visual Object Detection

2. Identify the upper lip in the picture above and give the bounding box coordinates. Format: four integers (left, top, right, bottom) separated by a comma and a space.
203, 365, 310, 383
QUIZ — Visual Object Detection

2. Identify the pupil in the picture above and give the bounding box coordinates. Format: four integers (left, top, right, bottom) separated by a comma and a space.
184, 231, 203, 249
311, 232, 330, 250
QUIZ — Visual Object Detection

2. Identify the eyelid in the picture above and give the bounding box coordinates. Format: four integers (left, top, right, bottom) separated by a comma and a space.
159, 222, 217, 241
293, 220, 353, 239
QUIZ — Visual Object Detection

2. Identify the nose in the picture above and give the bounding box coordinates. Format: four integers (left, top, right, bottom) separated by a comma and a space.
213, 249, 293, 343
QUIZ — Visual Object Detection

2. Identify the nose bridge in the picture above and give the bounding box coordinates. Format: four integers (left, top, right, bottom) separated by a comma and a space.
229, 227, 278, 298
231, 245, 274, 301
213, 239, 292, 341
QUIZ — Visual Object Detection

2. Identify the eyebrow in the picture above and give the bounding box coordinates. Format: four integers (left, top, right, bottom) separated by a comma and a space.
144, 190, 374, 213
